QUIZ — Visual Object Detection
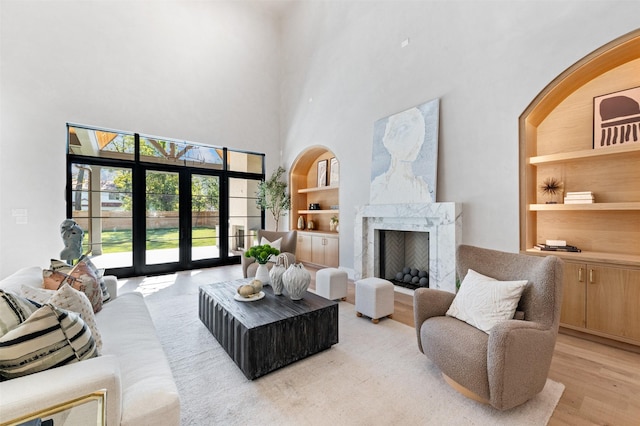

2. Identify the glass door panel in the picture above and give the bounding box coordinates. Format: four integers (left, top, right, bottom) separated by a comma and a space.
71, 164, 133, 269
228, 177, 262, 255
191, 174, 220, 261
145, 170, 180, 265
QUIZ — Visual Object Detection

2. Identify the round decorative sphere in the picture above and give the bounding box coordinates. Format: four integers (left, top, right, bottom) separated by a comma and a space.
402, 267, 411, 274
403, 274, 412, 283
419, 277, 428, 286
395, 272, 404, 281
410, 268, 419, 276
411, 276, 420, 284
418, 270, 428, 278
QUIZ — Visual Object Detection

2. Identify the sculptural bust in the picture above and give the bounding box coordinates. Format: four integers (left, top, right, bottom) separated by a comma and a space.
60, 219, 84, 264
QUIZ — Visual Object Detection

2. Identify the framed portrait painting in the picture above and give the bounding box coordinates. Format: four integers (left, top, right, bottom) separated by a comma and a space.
370, 98, 439, 204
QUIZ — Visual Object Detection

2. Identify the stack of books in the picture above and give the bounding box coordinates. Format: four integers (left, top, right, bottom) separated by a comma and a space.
534, 240, 581, 252
564, 191, 594, 204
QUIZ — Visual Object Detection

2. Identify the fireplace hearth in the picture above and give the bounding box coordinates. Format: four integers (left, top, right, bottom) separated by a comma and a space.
354, 202, 461, 294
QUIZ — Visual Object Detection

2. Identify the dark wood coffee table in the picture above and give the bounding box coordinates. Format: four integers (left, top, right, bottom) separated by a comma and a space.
199, 279, 339, 380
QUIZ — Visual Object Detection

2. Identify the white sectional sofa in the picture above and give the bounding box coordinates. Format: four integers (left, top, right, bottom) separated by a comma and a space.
0, 266, 180, 425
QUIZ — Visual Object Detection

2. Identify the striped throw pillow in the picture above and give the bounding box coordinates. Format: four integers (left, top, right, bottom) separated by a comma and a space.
21, 283, 103, 353
0, 304, 98, 380
0, 290, 41, 337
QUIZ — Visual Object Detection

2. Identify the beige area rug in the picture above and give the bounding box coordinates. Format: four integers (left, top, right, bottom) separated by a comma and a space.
146, 291, 564, 425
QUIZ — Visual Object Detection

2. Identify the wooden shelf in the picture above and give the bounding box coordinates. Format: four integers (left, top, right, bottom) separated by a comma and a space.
524, 248, 640, 268
528, 202, 640, 211
298, 185, 339, 194
297, 230, 339, 236
528, 144, 640, 165
298, 210, 340, 215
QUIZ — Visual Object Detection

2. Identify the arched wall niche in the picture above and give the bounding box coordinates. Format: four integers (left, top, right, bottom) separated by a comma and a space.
519, 29, 640, 349
520, 28, 640, 254
289, 145, 340, 267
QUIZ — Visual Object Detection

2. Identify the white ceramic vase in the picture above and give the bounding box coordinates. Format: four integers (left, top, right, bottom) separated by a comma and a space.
255, 263, 270, 285
269, 254, 289, 296
282, 263, 311, 300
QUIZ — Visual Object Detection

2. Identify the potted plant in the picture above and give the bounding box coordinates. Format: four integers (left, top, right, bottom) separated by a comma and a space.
244, 244, 280, 284
330, 215, 339, 232
256, 166, 291, 231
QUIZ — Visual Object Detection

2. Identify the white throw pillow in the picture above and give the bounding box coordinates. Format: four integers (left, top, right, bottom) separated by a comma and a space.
446, 269, 527, 334
260, 237, 282, 262
22, 283, 103, 352
260, 236, 282, 251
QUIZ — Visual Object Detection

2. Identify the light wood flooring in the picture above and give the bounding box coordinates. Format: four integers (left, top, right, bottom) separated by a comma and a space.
121, 264, 640, 425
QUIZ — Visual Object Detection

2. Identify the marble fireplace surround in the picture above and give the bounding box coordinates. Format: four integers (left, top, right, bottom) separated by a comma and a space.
354, 202, 462, 294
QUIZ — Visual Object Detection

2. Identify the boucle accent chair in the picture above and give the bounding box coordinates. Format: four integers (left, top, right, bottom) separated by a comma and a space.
241, 230, 297, 278
414, 244, 564, 410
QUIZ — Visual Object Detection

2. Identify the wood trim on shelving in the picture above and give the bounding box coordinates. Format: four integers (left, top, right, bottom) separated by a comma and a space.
297, 185, 339, 194
520, 29, 640, 128
528, 144, 640, 165
528, 202, 640, 211
298, 210, 340, 215
523, 249, 640, 268
297, 230, 339, 237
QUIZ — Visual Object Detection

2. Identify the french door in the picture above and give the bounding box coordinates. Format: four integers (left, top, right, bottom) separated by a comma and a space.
67, 124, 264, 278
142, 169, 225, 271
138, 167, 226, 275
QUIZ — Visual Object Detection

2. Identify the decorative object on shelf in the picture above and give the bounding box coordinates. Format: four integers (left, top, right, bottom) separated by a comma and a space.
269, 254, 290, 296
297, 215, 305, 230
370, 97, 439, 204
282, 263, 311, 300
539, 177, 563, 204
564, 191, 595, 204
534, 243, 581, 252
309, 203, 320, 210
307, 220, 315, 230
330, 215, 339, 232
330, 157, 340, 186
593, 86, 640, 150
317, 159, 328, 187
244, 244, 280, 285
256, 166, 291, 231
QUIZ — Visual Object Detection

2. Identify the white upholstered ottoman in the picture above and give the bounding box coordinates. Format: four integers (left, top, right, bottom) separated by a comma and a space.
316, 268, 348, 301
355, 277, 394, 324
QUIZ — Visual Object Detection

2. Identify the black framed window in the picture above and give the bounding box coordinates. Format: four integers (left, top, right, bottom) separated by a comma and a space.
66, 123, 264, 278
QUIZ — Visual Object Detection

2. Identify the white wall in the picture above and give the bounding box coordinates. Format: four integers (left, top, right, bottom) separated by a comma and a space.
279, 0, 640, 274
2, 0, 639, 278
0, 0, 282, 277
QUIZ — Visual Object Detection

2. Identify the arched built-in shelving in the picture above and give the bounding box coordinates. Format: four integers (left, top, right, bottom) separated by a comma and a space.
519, 29, 640, 350
290, 146, 340, 268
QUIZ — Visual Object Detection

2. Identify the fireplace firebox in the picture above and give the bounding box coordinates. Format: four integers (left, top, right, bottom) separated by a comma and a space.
378, 230, 429, 290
